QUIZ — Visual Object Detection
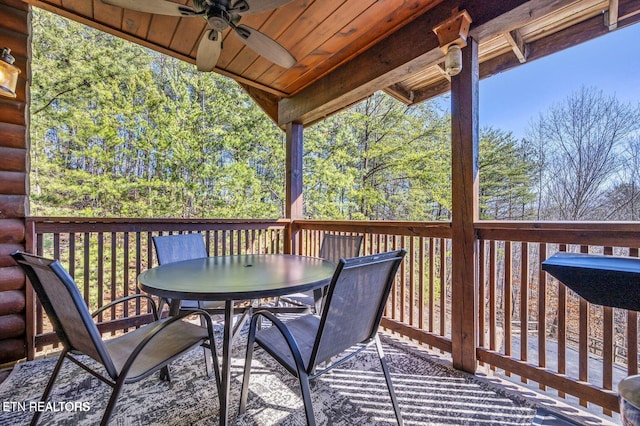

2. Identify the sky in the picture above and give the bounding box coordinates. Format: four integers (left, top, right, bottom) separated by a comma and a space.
441, 21, 640, 141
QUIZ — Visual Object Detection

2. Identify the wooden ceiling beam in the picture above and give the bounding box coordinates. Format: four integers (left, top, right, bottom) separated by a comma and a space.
278, 0, 606, 126
406, 5, 640, 106
606, 0, 619, 30
436, 63, 453, 82
384, 84, 415, 105
238, 84, 280, 126
407, 79, 451, 106
400, 0, 640, 106
619, 0, 640, 21
504, 29, 528, 63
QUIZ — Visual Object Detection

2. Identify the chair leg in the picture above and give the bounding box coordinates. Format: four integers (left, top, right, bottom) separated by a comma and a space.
100, 378, 125, 426
198, 314, 215, 378
239, 315, 259, 415
159, 365, 172, 382
157, 297, 165, 316
231, 307, 252, 341
375, 335, 403, 426
30, 351, 67, 426
298, 371, 316, 426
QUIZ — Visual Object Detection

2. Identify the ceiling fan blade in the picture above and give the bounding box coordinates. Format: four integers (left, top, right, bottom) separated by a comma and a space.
196, 30, 222, 72
231, 0, 295, 16
234, 25, 296, 68
100, 0, 195, 16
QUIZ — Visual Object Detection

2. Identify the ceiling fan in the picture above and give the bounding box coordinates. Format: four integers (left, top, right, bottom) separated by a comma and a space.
101, 0, 297, 71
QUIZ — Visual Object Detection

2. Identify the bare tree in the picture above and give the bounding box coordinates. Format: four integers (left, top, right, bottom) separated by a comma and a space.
524, 117, 550, 220
603, 137, 640, 220
528, 87, 640, 220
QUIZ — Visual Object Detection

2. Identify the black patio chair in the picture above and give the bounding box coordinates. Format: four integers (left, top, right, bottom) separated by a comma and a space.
152, 233, 252, 339
11, 251, 221, 426
278, 234, 363, 313
239, 249, 406, 426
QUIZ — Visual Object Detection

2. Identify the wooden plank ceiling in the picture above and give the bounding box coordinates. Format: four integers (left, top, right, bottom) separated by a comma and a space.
19, 0, 640, 126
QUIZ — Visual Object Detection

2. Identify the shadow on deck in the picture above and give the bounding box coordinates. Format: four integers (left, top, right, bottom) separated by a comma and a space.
0, 331, 616, 425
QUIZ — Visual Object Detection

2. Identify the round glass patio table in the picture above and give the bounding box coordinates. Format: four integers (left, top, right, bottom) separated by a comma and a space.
138, 254, 336, 426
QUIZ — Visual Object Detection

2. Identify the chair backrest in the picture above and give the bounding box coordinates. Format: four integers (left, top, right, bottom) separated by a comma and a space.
11, 251, 117, 377
153, 233, 207, 265
318, 234, 363, 264
311, 249, 406, 367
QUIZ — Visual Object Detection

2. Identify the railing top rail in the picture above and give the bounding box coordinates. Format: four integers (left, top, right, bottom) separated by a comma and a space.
27, 217, 290, 225
293, 219, 452, 238
476, 221, 640, 246
477, 221, 640, 231
28, 217, 290, 234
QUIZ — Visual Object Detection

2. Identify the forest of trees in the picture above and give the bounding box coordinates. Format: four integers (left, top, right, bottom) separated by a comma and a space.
29, 11, 640, 222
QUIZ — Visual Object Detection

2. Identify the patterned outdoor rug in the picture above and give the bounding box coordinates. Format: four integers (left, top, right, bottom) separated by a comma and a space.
0, 332, 539, 425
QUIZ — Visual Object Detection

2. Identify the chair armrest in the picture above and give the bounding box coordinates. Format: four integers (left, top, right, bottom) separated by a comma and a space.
92, 294, 159, 321
250, 310, 307, 371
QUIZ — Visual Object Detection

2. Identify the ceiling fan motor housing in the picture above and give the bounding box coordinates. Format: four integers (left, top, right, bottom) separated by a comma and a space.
207, 7, 231, 31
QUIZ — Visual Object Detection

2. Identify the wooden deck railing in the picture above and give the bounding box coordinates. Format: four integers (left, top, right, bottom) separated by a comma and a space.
24, 217, 640, 416
475, 221, 640, 415
25, 217, 289, 352
294, 220, 453, 352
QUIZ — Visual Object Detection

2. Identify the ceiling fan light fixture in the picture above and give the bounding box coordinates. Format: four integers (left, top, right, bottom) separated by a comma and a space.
0, 48, 20, 98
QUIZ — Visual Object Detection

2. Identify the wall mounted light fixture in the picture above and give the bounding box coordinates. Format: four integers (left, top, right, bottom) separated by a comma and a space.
433, 9, 472, 77
0, 48, 21, 98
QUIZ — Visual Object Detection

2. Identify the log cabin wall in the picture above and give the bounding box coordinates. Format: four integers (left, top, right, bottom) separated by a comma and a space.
0, 0, 30, 363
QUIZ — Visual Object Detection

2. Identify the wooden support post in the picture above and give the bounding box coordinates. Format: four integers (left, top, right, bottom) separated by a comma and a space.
284, 122, 303, 255
450, 37, 479, 373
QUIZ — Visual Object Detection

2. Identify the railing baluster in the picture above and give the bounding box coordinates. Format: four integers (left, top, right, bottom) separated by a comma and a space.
97, 232, 104, 322
520, 241, 529, 383
146, 231, 153, 314
428, 237, 435, 334
68, 233, 75, 279
83, 232, 90, 306
53, 229, 61, 356
409, 236, 415, 326
489, 240, 496, 353
391, 235, 398, 320
135, 232, 142, 318
229, 229, 235, 256
504, 241, 512, 376
538, 243, 547, 390
53, 232, 60, 261
602, 245, 614, 416
400, 235, 406, 323
36, 233, 43, 345
123, 232, 129, 321
629, 247, 639, 376
440, 237, 446, 339
558, 243, 567, 398
418, 236, 424, 330
111, 232, 117, 329
478, 239, 485, 351
579, 244, 589, 407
